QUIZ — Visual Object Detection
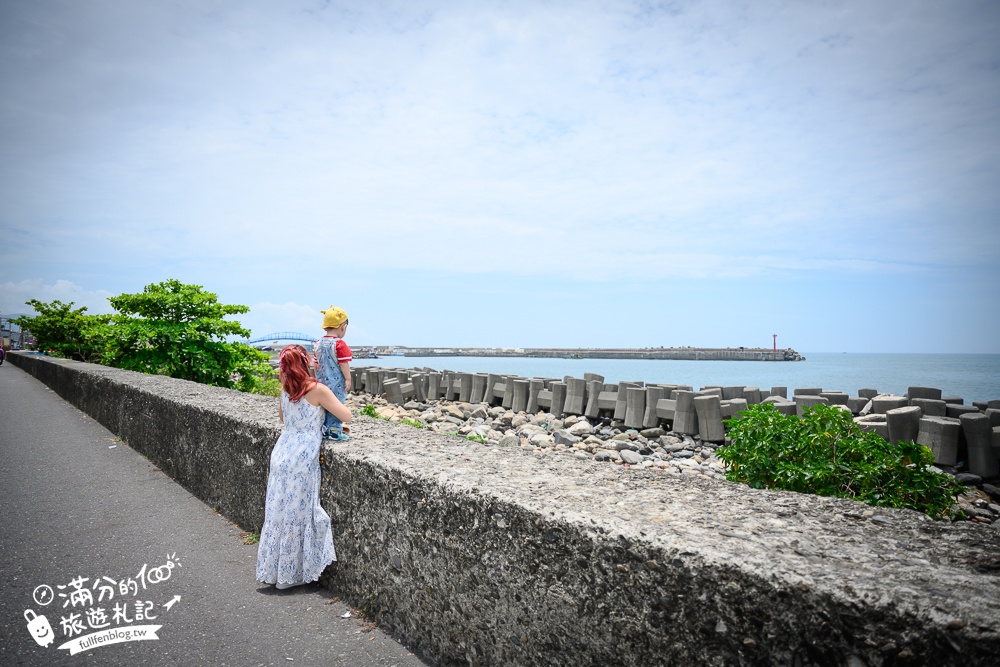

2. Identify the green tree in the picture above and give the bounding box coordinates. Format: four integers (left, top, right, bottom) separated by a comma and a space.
11, 300, 112, 362
105, 279, 273, 392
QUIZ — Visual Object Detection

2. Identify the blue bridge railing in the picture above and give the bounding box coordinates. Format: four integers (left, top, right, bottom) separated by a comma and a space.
246, 332, 315, 345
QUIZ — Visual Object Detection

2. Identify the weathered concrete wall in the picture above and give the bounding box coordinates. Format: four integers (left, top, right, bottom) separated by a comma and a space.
10, 352, 1000, 667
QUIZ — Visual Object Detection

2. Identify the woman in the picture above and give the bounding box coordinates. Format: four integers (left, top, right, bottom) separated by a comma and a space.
256, 344, 351, 590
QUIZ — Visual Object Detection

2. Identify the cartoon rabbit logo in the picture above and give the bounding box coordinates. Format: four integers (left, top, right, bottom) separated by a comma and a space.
24, 609, 54, 648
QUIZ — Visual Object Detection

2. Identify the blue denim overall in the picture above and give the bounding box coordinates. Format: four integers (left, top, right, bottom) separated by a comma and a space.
313, 337, 346, 438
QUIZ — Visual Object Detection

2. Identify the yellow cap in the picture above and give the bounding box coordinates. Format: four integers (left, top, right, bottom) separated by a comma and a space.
321, 305, 348, 329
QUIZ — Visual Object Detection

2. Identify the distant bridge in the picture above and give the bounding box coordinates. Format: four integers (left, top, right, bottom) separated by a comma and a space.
246, 332, 315, 346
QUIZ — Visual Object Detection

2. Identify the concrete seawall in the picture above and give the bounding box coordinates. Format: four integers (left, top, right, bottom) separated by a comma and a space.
9, 352, 1000, 666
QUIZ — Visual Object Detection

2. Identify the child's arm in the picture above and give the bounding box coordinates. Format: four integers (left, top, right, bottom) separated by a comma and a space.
340, 361, 351, 391
311, 383, 352, 422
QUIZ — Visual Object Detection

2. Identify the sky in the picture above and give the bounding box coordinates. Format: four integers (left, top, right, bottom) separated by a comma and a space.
1, 0, 998, 353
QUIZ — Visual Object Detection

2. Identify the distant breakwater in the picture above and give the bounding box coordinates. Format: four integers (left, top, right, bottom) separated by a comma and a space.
356, 346, 805, 362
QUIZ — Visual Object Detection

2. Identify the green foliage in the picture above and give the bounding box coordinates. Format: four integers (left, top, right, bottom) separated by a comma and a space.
717, 403, 964, 518
361, 404, 379, 418
100, 279, 272, 392
12, 299, 112, 362
466, 433, 488, 443
402, 418, 425, 429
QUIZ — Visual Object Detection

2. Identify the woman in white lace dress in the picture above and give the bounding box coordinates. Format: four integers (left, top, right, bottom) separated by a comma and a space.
256, 345, 352, 590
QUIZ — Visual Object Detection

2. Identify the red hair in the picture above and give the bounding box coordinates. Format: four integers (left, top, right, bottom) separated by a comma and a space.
278, 345, 317, 401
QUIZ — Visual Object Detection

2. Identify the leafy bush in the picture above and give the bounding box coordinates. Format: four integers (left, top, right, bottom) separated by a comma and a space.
361, 404, 379, 418
717, 403, 963, 518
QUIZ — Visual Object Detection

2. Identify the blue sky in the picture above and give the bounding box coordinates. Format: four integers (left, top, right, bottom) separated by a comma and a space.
2, 0, 998, 353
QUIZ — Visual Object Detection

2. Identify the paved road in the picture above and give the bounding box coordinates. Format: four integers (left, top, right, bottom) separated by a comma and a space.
0, 362, 429, 667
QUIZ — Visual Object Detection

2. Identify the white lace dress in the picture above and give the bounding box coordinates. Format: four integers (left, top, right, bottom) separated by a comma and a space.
255, 391, 336, 586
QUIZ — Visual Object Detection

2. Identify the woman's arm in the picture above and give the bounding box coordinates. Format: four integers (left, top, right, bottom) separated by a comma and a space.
307, 383, 352, 422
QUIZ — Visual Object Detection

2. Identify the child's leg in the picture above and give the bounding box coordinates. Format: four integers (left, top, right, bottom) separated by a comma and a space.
323, 411, 339, 438
326, 376, 347, 436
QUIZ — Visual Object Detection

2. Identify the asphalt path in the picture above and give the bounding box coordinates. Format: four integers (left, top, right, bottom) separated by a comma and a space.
0, 362, 429, 667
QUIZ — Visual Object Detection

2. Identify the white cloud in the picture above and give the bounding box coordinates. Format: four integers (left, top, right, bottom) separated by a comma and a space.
0, 280, 116, 317
242, 301, 324, 340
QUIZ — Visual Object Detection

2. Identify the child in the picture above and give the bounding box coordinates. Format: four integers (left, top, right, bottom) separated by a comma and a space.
313, 305, 352, 440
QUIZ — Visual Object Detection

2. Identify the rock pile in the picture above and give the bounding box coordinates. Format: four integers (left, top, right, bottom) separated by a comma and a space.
347, 393, 727, 479
343, 394, 1000, 525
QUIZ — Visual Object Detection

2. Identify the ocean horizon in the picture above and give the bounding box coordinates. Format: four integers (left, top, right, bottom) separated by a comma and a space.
353, 352, 1000, 405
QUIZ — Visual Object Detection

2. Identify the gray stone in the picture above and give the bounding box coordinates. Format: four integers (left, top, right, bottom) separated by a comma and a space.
955, 472, 983, 486
553, 430, 581, 447
620, 450, 644, 465
566, 420, 593, 436
498, 434, 520, 447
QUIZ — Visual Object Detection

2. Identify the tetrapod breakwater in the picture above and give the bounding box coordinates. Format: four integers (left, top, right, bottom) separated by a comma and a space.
351, 364, 1000, 484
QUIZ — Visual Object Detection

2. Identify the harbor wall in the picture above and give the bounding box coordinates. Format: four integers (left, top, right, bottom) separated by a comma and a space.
358, 346, 805, 361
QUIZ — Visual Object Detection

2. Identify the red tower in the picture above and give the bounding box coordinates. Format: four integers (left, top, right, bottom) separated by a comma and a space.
772, 334, 777, 352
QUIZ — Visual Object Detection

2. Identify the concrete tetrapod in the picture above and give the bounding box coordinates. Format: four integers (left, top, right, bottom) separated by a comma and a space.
872, 395, 910, 414
917, 417, 962, 466
642, 386, 667, 429
961, 413, 1000, 478
564, 377, 587, 415
469, 373, 488, 404
511, 379, 530, 414
526, 378, 545, 414
911, 397, 947, 417
693, 394, 726, 443
624, 386, 646, 430
886, 405, 922, 446
673, 390, 699, 436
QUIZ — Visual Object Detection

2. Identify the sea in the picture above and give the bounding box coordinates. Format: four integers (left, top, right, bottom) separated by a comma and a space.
353, 353, 1000, 405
